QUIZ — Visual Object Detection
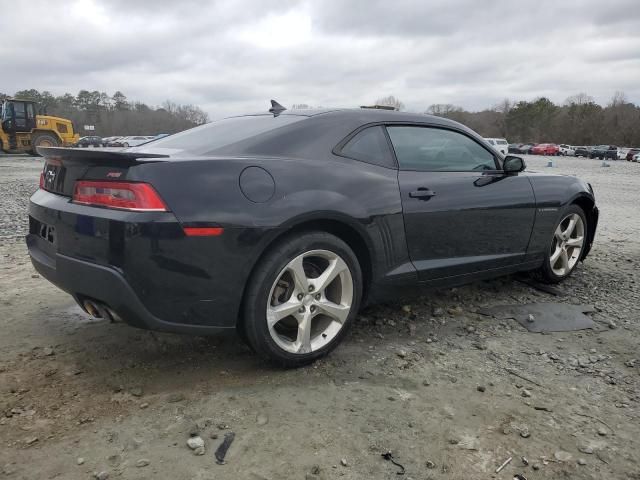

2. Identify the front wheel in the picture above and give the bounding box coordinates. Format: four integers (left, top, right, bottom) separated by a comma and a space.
534, 205, 587, 284
242, 232, 362, 367
31, 132, 61, 155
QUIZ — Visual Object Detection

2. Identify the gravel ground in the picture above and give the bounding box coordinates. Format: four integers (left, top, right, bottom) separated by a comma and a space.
0, 154, 639, 479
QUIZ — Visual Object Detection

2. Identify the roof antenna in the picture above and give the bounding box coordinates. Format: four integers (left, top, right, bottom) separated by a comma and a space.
269, 100, 287, 116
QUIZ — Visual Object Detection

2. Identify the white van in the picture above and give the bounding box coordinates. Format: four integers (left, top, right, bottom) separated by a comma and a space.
484, 138, 509, 155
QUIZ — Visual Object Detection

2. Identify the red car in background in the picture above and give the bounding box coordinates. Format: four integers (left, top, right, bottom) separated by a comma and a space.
531, 143, 560, 156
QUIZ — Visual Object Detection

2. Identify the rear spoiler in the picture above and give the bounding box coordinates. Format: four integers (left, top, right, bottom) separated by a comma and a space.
37, 147, 169, 165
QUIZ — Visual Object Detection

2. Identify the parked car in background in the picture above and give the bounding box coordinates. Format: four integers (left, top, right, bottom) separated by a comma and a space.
106, 137, 125, 147
101, 136, 121, 146
508, 143, 535, 154
484, 138, 509, 155
559, 144, 575, 156
118, 136, 155, 147
75, 136, 104, 148
625, 148, 640, 161
633, 152, 640, 162
508, 143, 522, 154
589, 145, 618, 160
618, 148, 630, 160
574, 146, 591, 158
531, 143, 560, 156
518, 143, 536, 154
28, 106, 598, 366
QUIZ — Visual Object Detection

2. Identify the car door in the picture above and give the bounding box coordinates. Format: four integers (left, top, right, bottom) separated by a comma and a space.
387, 125, 536, 281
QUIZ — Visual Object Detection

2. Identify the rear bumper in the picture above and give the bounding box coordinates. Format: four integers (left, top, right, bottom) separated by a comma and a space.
26, 188, 264, 335
27, 236, 232, 335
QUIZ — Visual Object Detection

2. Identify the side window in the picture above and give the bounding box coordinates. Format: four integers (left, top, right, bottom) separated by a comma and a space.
387, 126, 498, 172
26, 103, 35, 120
13, 102, 25, 119
339, 126, 395, 168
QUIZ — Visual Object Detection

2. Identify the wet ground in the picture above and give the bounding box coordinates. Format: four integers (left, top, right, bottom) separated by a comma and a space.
0, 154, 639, 479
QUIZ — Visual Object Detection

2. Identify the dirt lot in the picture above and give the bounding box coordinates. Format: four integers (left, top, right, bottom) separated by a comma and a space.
0, 154, 639, 479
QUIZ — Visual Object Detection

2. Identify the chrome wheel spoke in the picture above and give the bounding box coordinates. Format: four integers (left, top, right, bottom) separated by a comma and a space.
559, 249, 569, 273
295, 311, 313, 353
554, 224, 564, 240
267, 300, 301, 327
287, 255, 309, 293
566, 236, 583, 248
312, 257, 348, 293
316, 300, 350, 324
562, 216, 577, 238
550, 245, 563, 265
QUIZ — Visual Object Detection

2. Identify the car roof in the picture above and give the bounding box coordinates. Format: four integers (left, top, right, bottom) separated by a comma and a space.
238, 107, 472, 130
139, 106, 500, 160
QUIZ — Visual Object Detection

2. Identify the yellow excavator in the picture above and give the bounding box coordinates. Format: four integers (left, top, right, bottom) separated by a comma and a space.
0, 98, 79, 155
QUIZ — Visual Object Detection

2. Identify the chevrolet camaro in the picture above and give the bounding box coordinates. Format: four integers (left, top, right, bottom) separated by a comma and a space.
27, 102, 598, 366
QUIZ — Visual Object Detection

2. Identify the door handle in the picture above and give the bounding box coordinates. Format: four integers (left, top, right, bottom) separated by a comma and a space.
409, 188, 436, 199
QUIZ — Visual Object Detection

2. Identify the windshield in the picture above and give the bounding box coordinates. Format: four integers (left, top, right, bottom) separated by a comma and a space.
133, 115, 306, 155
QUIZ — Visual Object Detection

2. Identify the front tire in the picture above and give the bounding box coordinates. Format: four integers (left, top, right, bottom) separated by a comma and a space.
534, 205, 587, 284
242, 231, 362, 367
31, 132, 60, 155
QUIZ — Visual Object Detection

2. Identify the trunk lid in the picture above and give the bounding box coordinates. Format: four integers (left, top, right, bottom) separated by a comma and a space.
38, 147, 169, 197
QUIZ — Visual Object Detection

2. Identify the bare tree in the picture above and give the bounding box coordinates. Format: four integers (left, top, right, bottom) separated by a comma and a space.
427, 104, 463, 116
564, 93, 594, 106
375, 95, 405, 111
609, 91, 628, 107
493, 98, 512, 114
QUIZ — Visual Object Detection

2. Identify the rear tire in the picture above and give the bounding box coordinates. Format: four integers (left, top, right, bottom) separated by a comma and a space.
242, 231, 362, 367
534, 205, 587, 284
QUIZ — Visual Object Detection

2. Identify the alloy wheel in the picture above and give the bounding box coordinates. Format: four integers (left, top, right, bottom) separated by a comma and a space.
550, 213, 585, 276
266, 249, 353, 354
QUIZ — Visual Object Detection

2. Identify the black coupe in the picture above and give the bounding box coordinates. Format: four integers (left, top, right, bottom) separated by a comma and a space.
28, 103, 598, 366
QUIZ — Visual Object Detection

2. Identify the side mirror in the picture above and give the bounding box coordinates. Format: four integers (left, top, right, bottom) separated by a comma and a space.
504, 155, 526, 173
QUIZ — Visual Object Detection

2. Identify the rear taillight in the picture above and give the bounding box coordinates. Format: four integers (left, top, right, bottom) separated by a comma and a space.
73, 181, 168, 211
39, 172, 44, 189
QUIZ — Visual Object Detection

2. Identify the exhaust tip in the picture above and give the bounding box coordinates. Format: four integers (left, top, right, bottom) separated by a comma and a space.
83, 300, 101, 318
82, 299, 121, 323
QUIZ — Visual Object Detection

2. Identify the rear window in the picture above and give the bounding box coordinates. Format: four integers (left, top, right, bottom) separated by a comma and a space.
497, 140, 507, 145
137, 115, 306, 155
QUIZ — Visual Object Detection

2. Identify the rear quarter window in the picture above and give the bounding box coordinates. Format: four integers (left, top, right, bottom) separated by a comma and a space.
337, 126, 395, 168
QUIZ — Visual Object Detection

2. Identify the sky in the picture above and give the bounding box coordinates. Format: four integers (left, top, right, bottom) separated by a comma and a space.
3, 0, 640, 119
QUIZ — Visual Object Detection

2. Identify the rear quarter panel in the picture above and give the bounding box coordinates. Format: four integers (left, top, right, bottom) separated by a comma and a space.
130, 155, 409, 288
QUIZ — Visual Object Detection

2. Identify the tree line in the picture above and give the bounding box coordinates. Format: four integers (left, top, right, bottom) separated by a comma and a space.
375, 92, 640, 146
5, 89, 636, 145
0, 89, 209, 137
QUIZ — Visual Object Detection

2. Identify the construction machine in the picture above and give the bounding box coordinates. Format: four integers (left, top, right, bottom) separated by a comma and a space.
0, 99, 80, 155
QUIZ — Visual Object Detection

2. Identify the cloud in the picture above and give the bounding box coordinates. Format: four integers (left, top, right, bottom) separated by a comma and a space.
2, 0, 639, 118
